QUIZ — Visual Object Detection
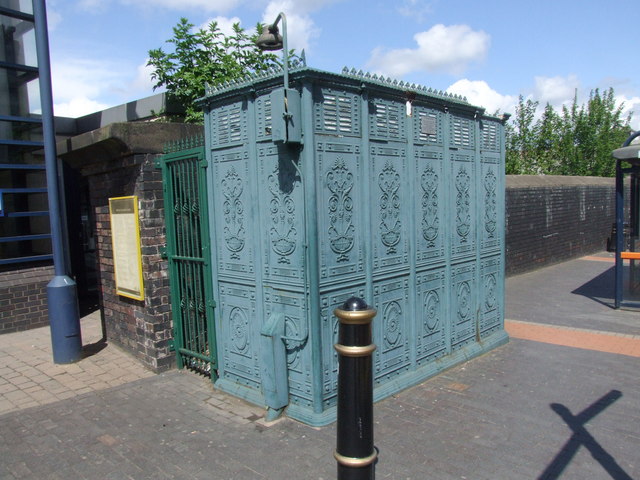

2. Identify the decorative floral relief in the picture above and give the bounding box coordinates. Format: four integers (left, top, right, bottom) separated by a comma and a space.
221, 167, 245, 259
229, 307, 249, 354
455, 166, 471, 242
484, 273, 497, 310
457, 281, 471, 322
424, 290, 440, 332
327, 158, 355, 262
383, 301, 403, 348
378, 161, 401, 253
268, 169, 297, 264
421, 164, 439, 246
484, 170, 497, 237
284, 315, 302, 369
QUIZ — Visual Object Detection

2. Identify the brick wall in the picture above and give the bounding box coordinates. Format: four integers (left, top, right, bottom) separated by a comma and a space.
57, 122, 201, 368
88, 153, 173, 372
506, 175, 616, 276
0, 265, 53, 333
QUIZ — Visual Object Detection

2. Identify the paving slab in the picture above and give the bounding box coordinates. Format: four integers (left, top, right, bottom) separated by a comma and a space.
0, 253, 639, 479
506, 252, 640, 336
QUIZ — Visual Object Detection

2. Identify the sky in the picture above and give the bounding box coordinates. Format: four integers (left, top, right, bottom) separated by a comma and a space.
45, 0, 640, 129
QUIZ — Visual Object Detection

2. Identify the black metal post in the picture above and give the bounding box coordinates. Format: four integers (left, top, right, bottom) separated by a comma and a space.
615, 159, 624, 308
334, 297, 377, 480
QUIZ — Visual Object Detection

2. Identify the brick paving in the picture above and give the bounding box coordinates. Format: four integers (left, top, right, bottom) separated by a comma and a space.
0, 311, 154, 416
1, 253, 639, 479
506, 319, 640, 357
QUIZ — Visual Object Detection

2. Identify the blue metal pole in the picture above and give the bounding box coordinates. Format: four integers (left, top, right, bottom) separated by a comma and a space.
33, 0, 82, 363
615, 160, 623, 309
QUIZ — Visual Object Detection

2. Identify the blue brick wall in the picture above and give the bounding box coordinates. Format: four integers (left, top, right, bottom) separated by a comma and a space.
506, 176, 615, 276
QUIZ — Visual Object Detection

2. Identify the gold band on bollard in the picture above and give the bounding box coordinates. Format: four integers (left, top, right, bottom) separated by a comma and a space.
334, 450, 378, 468
334, 343, 376, 357
333, 307, 377, 325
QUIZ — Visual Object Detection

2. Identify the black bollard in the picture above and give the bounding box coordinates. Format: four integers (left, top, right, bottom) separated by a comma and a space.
334, 296, 377, 480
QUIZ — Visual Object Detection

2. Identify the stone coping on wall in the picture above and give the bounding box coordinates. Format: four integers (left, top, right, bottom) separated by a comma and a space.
58, 122, 204, 168
0, 265, 54, 288
507, 174, 614, 188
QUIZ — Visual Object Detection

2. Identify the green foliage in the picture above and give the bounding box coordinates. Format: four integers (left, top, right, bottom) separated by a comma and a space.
505, 88, 632, 177
148, 18, 285, 123
505, 96, 539, 174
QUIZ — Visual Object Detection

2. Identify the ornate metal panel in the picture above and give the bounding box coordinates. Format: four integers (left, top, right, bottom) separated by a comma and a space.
373, 276, 411, 384
413, 106, 444, 146
264, 289, 312, 407
320, 286, 367, 408
479, 255, 502, 338
450, 114, 476, 150
450, 261, 477, 350
415, 267, 447, 365
257, 145, 305, 284
313, 87, 361, 137
370, 144, 409, 274
480, 119, 501, 153
211, 147, 254, 279
218, 283, 261, 389
209, 99, 248, 147
317, 141, 365, 284
415, 147, 446, 267
451, 158, 476, 260
369, 98, 407, 142
480, 161, 502, 253
255, 94, 273, 142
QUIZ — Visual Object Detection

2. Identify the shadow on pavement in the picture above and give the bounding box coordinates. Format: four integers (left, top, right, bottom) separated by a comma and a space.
81, 338, 108, 359
571, 265, 615, 308
538, 389, 632, 480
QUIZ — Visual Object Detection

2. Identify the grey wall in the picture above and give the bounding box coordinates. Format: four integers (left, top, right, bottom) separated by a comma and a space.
505, 175, 615, 276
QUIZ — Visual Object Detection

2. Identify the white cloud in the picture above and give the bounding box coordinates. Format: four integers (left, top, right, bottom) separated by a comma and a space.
77, 0, 104, 9
616, 93, 640, 130
263, 0, 339, 16
367, 24, 490, 77
199, 16, 242, 37
528, 75, 639, 128
121, 0, 243, 13
260, 0, 340, 53
397, 0, 434, 22
50, 57, 154, 117
78, 0, 244, 13
50, 0, 342, 119
261, 2, 320, 53
54, 97, 110, 118
533, 75, 580, 107
47, 8, 63, 31
132, 60, 157, 92
51, 58, 124, 103
447, 79, 518, 115
445, 75, 640, 130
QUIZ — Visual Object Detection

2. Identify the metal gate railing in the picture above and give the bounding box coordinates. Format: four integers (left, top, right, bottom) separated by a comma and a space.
159, 137, 217, 379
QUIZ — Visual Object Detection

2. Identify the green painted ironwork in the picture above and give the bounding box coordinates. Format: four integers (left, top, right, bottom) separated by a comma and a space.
160, 136, 217, 379
200, 66, 508, 426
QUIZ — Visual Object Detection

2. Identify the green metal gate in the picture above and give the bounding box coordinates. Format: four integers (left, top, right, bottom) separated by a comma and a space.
159, 137, 217, 379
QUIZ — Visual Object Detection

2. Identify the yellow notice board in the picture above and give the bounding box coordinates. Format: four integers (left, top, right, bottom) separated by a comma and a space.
109, 196, 144, 300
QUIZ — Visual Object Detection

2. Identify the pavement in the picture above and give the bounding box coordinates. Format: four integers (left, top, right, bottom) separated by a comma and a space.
1, 252, 639, 480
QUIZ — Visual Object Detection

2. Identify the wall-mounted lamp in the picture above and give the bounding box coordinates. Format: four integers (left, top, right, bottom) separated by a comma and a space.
256, 12, 289, 90
256, 12, 301, 144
